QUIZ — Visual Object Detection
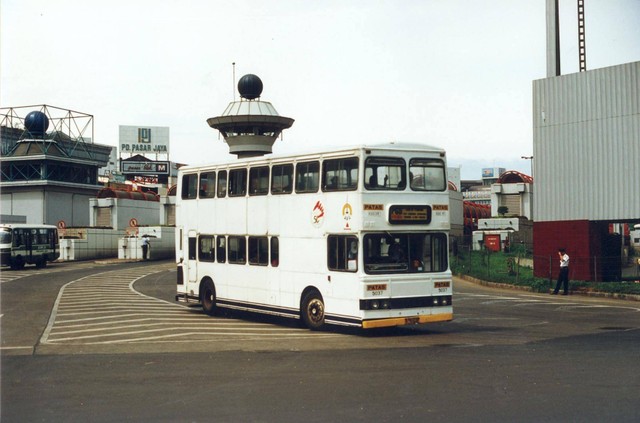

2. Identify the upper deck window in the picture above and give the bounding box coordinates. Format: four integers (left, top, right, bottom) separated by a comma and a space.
409, 158, 446, 191
181, 173, 198, 199
217, 170, 227, 198
249, 166, 269, 196
364, 157, 406, 190
229, 169, 247, 197
271, 164, 294, 195
295, 161, 320, 193
322, 158, 358, 191
199, 172, 216, 198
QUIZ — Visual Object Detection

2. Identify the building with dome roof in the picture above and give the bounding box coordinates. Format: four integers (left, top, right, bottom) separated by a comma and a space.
1, 105, 112, 226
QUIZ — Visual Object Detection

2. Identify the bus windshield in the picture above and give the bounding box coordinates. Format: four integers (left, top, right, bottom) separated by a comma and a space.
409, 158, 446, 191
364, 157, 406, 190
0, 229, 11, 245
363, 232, 448, 274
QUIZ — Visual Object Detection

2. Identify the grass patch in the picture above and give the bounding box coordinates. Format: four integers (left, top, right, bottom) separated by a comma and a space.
451, 250, 640, 296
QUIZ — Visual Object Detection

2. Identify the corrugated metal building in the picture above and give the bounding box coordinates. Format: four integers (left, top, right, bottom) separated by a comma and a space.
532, 61, 640, 281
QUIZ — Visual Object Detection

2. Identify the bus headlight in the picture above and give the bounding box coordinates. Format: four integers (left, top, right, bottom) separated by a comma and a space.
360, 299, 391, 310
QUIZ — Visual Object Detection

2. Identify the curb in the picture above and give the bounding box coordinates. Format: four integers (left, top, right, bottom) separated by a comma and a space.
455, 274, 640, 302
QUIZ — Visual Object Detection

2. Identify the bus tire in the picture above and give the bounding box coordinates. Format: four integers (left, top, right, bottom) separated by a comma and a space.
36, 257, 47, 268
301, 290, 326, 331
201, 279, 217, 316
10, 256, 25, 270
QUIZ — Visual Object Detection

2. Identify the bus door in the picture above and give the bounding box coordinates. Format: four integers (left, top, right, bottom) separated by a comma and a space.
187, 231, 198, 283
327, 235, 359, 297
25, 229, 34, 261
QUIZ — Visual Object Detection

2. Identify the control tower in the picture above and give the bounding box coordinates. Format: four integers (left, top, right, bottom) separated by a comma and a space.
207, 74, 294, 158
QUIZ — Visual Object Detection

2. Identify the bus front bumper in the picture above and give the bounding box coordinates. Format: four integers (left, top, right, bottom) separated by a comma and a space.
362, 312, 453, 329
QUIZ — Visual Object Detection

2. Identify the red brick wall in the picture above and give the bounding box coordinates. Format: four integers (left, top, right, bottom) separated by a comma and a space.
533, 220, 597, 281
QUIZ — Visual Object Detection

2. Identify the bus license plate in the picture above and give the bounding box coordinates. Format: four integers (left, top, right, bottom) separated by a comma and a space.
404, 317, 419, 325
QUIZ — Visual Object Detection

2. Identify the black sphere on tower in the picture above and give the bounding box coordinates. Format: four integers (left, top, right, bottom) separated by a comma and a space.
237, 74, 264, 100
24, 111, 50, 137
207, 73, 294, 158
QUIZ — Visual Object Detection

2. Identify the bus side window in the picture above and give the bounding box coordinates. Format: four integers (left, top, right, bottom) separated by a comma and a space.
327, 235, 358, 272
229, 169, 247, 197
271, 164, 293, 194
217, 170, 227, 198
270, 237, 279, 267
181, 174, 198, 199
13, 229, 23, 247
295, 161, 319, 193
216, 236, 226, 263
199, 172, 216, 198
198, 235, 215, 262
249, 166, 269, 196
249, 236, 268, 265
49, 229, 58, 247
322, 158, 358, 191
228, 236, 246, 264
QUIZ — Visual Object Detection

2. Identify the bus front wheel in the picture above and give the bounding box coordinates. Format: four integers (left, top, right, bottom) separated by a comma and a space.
10, 256, 25, 270
301, 291, 326, 331
201, 280, 217, 316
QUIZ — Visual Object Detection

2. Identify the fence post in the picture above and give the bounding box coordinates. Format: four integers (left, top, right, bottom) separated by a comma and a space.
549, 255, 553, 290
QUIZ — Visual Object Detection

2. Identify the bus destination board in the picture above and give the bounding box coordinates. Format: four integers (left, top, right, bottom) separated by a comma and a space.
388, 205, 432, 225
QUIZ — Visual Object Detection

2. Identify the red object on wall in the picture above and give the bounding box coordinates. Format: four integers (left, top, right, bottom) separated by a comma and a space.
484, 234, 501, 252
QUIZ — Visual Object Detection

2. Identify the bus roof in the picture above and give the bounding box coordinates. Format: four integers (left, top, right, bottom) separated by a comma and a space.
0, 224, 58, 229
179, 142, 446, 172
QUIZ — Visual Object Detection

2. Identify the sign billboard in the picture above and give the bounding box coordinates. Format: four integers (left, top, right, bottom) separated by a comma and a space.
121, 161, 170, 175
119, 125, 170, 155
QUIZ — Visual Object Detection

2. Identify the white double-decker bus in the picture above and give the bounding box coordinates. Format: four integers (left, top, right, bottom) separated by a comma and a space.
175, 143, 452, 330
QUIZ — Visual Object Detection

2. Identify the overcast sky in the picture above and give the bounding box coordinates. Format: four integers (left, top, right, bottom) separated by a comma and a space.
2, 0, 639, 179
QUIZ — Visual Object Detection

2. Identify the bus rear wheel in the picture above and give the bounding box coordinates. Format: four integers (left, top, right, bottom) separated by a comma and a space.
301, 291, 326, 331
201, 280, 217, 316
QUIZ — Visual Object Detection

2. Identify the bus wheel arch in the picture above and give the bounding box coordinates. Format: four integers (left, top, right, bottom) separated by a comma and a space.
300, 287, 326, 331
200, 278, 217, 316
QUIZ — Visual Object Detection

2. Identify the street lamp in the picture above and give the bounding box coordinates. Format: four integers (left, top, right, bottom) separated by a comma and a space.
521, 156, 533, 179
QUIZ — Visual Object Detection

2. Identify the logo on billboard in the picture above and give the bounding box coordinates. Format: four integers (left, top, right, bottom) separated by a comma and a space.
138, 128, 151, 144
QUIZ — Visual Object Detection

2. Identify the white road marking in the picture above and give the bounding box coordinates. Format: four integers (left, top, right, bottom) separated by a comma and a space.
40, 264, 339, 346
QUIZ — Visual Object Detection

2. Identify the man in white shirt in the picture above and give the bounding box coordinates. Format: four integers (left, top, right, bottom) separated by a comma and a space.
141, 236, 150, 261
552, 248, 570, 295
